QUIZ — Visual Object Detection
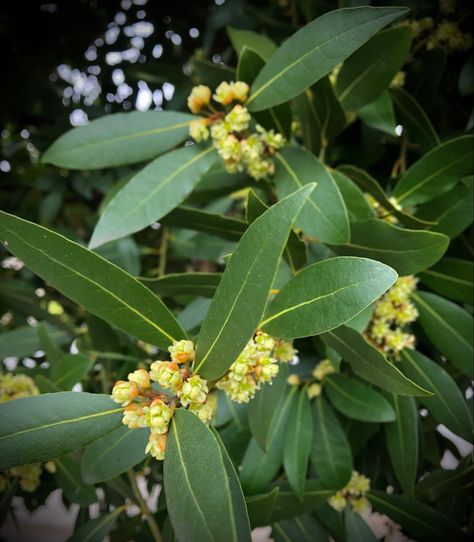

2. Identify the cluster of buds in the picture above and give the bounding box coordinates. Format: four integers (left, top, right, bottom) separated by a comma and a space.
112, 340, 211, 461
365, 194, 402, 225
187, 82, 285, 180
0, 373, 39, 403
328, 471, 371, 513
217, 332, 296, 403
389, 71, 406, 89
366, 276, 418, 358
306, 359, 336, 399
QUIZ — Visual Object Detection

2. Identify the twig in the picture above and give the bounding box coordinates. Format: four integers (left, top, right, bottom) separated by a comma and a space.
127, 470, 163, 542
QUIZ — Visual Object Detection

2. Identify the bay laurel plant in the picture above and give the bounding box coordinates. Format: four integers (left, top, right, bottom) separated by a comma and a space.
0, 3, 473, 542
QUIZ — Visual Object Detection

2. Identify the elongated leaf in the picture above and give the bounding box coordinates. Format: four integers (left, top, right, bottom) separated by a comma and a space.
415, 462, 474, 501
393, 135, 474, 206
42, 111, 195, 169
247, 6, 408, 111
274, 147, 349, 244
400, 350, 473, 442
162, 206, 247, 241
261, 256, 396, 338
330, 219, 448, 276
51, 354, 93, 390
283, 386, 313, 499
273, 514, 329, 542
248, 364, 288, 451
56, 454, 97, 506
419, 258, 474, 304
194, 185, 315, 380
141, 272, 221, 299
164, 409, 251, 542
246, 488, 280, 528
368, 491, 470, 542
89, 145, 216, 248
321, 326, 430, 396
331, 170, 374, 221
228, 27, 276, 60
413, 291, 473, 378
358, 91, 397, 136
38, 323, 64, 367
345, 508, 378, 542
337, 27, 412, 111
67, 507, 124, 542
326, 374, 395, 422
0, 392, 122, 469
383, 393, 418, 496
0, 324, 70, 360
311, 396, 353, 489
0, 211, 186, 349
390, 88, 440, 153
81, 426, 149, 483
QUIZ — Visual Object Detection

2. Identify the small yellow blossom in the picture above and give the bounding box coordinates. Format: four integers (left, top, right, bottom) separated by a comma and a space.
144, 399, 174, 434
122, 403, 148, 429
312, 359, 336, 381
189, 119, 209, 142
189, 402, 213, 425
232, 81, 250, 102
287, 374, 301, 386
187, 85, 211, 113
111, 380, 139, 406
0, 373, 39, 403
11, 465, 42, 493
307, 383, 322, 399
179, 375, 208, 407
168, 339, 196, 363
128, 369, 150, 390
225, 105, 250, 132
328, 493, 347, 512
145, 433, 167, 460
149, 360, 183, 391
213, 81, 235, 105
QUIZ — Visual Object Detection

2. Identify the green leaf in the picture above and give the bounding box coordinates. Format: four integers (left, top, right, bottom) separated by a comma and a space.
0, 211, 186, 349
413, 291, 473, 378
0, 392, 122, 469
336, 27, 412, 111
368, 491, 470, 542
331, 170, 374, 222
415, 462, 474, 501
248, 364, 288, 451
51, 354, 94, 390
390, 88, 440, 153
164, 409, 252, 542
42, 111, 195, 169
55, 454, 97, 506
38, 323, 64, 367
67, 507, 124, 542
141, 272, 221, 299
246, 488, 279, 528
0, 324, 70, 360
400, 350, 473, 443
274, 147, 349, 244
193, 185, 315, 380
247, 6, 408, 111
89, 145, 216, 248
227, 27, 276, 60
321, 326, 430, 396
419, 258, 474, 304
330, 219, 449, 276
311, 396, 353, 489
81, 426, 150, 483
283, 386, 313, 499
358, 91, 397, 136
383, 394, 418, 496
393, 135, 474, 206
344, 508, 378, 542
261, 256, 396, 339
326, 374, 395, 422
273, 514, 329, 542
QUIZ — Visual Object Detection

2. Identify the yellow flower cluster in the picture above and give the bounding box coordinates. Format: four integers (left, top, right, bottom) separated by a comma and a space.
216, 332, 296, 403
366, 276, 418, 358
0, 373, 39, 403
390, 71, 406, 89
187, 82, 285, 180
399, 16, 472, 53
112, 340, 211, 461
328, 471, 371, 513
365, 194, 401, 225
306, 359, 336, 399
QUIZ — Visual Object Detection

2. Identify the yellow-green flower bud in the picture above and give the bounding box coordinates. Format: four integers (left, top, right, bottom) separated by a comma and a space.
312, 359, 336, 381
44, 461, 56, 474
213, 81, 234, 105
231, 81, 250, 103
11, 464, 42, 493
255, 356, 279, 384
189, 402, 213, 425
347, 471, 371, 495
179, 375, 208, 407
111, 380, 139, 406
350, 496, 369, 513
128, 369, 150, 390
187, 85, 211, 113
254, 331, 276, 352
287, 374, 301, 386
274, 340, 297, 362
247, 159, 274, 180
144, 399, 174, 434
150, 360, 183, 390
240, 134, 264, 163
210, 121, 230, 141
225, 105, 250, 132
189, 119, 210, 142
168, 339, 196, 363
216, 134, 242, 161
307, 382, 322, 399
328, 492, 347, 512
216, 375, 257, 403
256, 125, 285, 151
123, 403, 148, 429
0, 373, 39, 403
145, 432, 167, 460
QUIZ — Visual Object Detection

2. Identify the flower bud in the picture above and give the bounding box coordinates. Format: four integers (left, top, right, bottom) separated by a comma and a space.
128, 369, 150, 390
307, 383, 322, 399
145, 432, 167, 460
287, 374, 301, 386
144, 399, 174, 434
231, 81, 250, 102
123, 403, 148, 429
11, 464, 42, 493
150, 360, 183, 390
328, 492, 347, 512
44, 461, 56, 474
168, 340, 196, 363
254, 356, 279, 384
350, 496, 369, 513
179, 375, 208, 407
224, 105, 250, 132
217, 375, 257, 403
213, 81, 234, 105
189, 119, 210, 143
187, 85, 211, 113
274, 340, 297, 362
347, 471, 371, 495
254, 331, 276, 352
189, 402, 213, 425
111, 380, 139, 406
0, 373, 39, 403
312, 359, 336, 381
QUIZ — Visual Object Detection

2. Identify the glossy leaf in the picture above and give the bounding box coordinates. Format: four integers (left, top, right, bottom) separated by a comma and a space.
0, 392, 122, 469
164, 409, 252, 542
325, 374, 395, 422
283, 386, 313, 499
393, 135, 474, 206
336, 27, 412, 111
419, 258, 474, 304
42, 111, 195, 169
56, 454, 97, 506
81, 426, 150, 483
247, 6, 408, 111
51, 354, 94, 390
273, 147, 349, 244
400, 350, 473, 442
321, 326, 430, 396
0, 211, 186, 349
345, 508, 378, 542
0, 323, 69, 360
273, 514, 329, 542
245, 488, 279, 528
142, 272, 221, 299
228, 27, 276, 60
67, 507, 124, 542
89, 145, 216, 248
311, 396, 353, 489
194, 185, 315, 380
331, 170, 374, 221
261, 256, 396, 338
330, 218, 448, 276
383, 394, 419, 496
358, 91, 397, 136
38, 323, 64, 367
413, 291, 473, 378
